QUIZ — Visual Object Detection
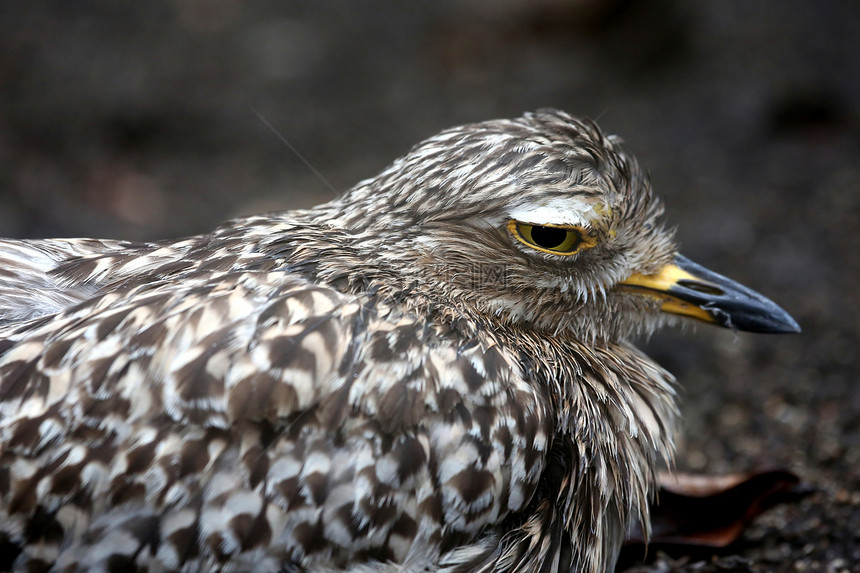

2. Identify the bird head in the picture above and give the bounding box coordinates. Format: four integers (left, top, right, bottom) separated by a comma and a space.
332, 109, 799, 343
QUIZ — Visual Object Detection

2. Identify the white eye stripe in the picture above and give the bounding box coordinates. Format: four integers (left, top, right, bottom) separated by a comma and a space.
507, 196, 604, 228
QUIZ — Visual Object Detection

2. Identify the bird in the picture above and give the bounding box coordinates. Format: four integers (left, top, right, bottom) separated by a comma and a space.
0, 109, 798, 573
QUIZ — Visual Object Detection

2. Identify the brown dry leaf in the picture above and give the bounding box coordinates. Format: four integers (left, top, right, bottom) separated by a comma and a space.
619, 469, 811, 568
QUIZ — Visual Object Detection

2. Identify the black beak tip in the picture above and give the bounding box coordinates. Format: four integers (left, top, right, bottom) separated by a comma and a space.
744, 314, 801, 334
708, 303, 801, 334
761, 312, 802, 334
778, 314, 802, 334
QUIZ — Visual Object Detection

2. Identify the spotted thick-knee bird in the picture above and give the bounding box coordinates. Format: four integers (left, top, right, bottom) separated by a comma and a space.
0, 109, 798, 572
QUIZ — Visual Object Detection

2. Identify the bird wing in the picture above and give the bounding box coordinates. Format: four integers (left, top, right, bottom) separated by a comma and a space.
0, 238, 153, 324
0, 259, 551, 570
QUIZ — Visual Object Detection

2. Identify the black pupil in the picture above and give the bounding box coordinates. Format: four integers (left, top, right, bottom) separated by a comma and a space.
530, 226, 571, 249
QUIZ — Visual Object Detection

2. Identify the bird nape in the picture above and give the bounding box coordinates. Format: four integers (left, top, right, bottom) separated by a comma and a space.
0, 109, 798, 573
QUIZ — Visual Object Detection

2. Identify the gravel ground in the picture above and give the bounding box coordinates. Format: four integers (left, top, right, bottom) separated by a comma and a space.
1, 2, 858, 571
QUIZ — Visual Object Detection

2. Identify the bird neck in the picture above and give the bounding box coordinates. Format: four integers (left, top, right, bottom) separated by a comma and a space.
479, 327, 678, 572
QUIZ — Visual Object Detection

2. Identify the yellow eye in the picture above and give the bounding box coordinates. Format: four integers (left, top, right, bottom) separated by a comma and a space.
507, 220, 594, 256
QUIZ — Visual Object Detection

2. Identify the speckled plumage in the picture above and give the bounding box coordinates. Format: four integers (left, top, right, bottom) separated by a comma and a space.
0, 110, 794, 572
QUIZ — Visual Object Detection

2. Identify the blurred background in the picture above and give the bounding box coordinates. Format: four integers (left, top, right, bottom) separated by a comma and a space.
1, 1, 858, 571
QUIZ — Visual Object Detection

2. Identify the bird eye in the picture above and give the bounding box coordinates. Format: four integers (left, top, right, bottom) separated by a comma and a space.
507, 220, 593, 256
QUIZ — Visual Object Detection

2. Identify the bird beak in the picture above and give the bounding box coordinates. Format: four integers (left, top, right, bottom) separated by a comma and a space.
618, 254, 801, 333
